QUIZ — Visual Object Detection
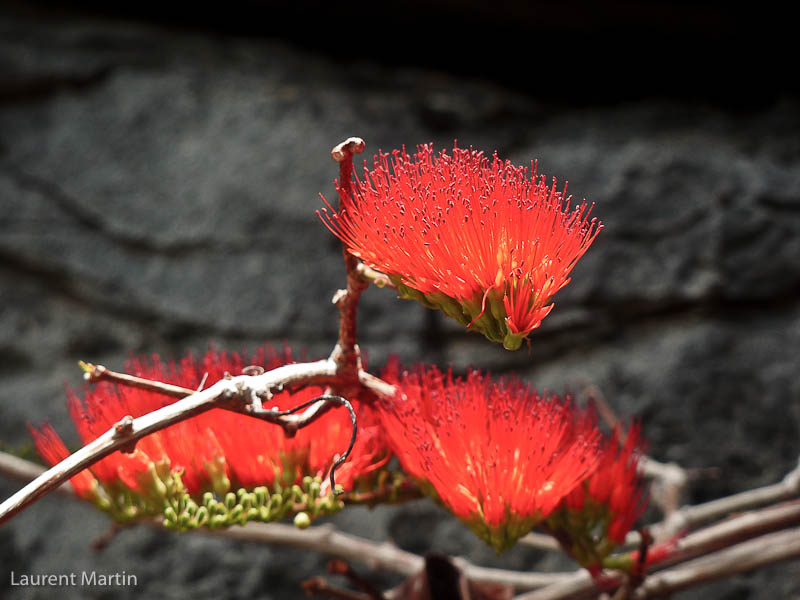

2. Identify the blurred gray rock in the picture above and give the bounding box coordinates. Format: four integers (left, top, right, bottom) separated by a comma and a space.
1, 5, 799, 600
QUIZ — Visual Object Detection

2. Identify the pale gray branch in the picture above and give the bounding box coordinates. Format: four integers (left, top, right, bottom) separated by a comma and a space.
657, 500, 800, 567
0, 359, 340, 525
651, 457, 800, 541
639, 456, 689, 516
0, 450, 571, 591
519, 531, 562, 551
513, 500, 800, 599
633, 526, 800, 598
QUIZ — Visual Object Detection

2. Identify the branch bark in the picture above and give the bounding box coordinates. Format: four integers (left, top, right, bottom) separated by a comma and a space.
632, 525, 800, 598
650, 457, 800, 540
513, 500, 800, 599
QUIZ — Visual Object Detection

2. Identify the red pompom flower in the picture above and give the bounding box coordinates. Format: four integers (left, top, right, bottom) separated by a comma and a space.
544, 424, 647, 571
320, 144, 602, 350
31, 346, 389, 529
377, 362, 603, 551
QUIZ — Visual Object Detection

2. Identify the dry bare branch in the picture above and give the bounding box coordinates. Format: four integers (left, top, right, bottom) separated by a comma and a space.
514, 499, 800, 599
632, 526, 800, 598
0, 359, 340, 525
650, 457, 800, 541
79, 361, 195, 398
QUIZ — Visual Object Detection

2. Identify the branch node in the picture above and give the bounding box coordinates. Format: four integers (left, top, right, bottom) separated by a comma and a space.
354, 263, 394, 289
113, 416, 137, 453
242, 365, 265, 376
113, 415, 134, 435
79, 361, 106, 382
331, 137, 365, 163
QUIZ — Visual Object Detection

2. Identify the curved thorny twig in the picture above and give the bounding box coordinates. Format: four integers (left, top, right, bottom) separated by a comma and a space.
249, 394, 358, 496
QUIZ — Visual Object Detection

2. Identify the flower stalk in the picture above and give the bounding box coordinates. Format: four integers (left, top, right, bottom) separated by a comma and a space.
330, 137, 369, 378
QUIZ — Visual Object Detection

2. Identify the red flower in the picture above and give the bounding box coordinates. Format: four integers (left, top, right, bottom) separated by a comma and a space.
320, 144, 601, 350
545, 423, 647, 569
377, 361, 602, 551
28, 423, 102, 504
31, 346, 389, 526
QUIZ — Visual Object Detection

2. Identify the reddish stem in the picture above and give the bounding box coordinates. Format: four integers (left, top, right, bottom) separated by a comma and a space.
330, 137, 368, 379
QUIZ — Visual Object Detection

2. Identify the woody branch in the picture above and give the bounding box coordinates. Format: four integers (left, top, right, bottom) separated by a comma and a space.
0, 355, 395, 526
1, 450, 799, 596
329, 137, 369, 379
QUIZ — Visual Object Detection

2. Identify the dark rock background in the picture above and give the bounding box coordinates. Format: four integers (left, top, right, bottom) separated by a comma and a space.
1, 2, 799, 598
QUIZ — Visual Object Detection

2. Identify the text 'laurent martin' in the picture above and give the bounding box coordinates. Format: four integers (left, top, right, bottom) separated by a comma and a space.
10, 571, 138, 587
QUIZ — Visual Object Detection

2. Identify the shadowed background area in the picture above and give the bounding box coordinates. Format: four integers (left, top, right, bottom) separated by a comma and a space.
1, 1, 799, 598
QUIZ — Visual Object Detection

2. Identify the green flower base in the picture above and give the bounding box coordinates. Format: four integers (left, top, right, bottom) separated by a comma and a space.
90, 458, 343, 531
391, 277, 528, 350
543, 502, 618, 569
162, 477, 343, 531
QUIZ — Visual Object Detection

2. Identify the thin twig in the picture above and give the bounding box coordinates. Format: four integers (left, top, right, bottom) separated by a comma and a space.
328, 559, 387, 599
513, 500, 800, 599
355, 263, 395, 289
650, 456, 800, 541
358, 371, 398, 401
456, 559, 572, 590
330, 137, 369, 379
303, 576, 374, 600
637, 456, 688, 517
655, 500, 800, 567
250, 394, 358, 495
79, 361, 195, 398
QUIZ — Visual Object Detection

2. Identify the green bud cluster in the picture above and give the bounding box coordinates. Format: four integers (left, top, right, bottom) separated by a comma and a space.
89, 457, 345, 532
162, 476, 344, 532
99, 459, 187, 523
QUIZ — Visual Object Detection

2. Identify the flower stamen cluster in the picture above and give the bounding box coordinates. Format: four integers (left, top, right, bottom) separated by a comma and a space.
320, 143, 602, 349
545, 424, 646, 571
377, 362, 612, 552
